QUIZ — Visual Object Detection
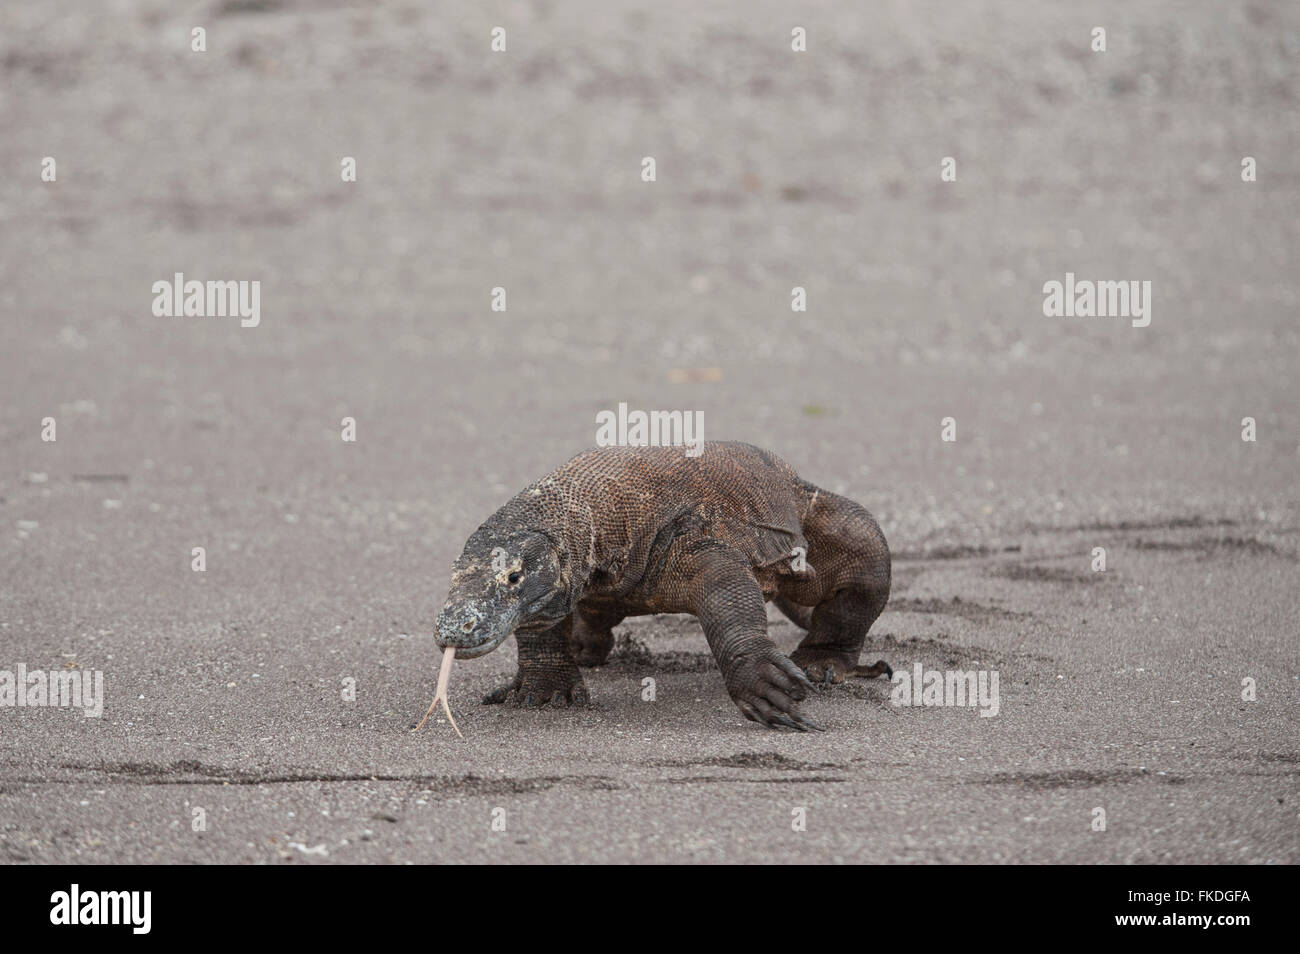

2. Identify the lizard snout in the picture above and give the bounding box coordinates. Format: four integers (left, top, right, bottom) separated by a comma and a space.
436, 608, 482, 645
434, 601, 514, 659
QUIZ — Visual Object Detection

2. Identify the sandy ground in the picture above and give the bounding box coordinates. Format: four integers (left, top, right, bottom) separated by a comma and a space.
0, 0, 1297, 863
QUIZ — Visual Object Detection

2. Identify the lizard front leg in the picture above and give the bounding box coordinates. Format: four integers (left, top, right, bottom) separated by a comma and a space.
663, 539, 821, 731
482, 615, 590, 708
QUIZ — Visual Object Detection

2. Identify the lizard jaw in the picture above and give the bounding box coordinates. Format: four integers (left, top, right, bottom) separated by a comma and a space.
440, 628, 511, 659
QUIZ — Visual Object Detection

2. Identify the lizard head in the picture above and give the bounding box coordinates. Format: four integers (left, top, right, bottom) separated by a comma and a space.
434, 529, 571, 658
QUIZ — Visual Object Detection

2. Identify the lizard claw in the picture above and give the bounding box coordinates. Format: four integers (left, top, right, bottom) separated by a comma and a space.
791, 666, 816, 693
851, 660, 893, 680
792, 712, 825, 732
737, 700, 774, 729
769, 713, 810, 732
487, 673, 589, 709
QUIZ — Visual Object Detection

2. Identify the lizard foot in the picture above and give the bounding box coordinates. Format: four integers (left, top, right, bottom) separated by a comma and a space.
482, 669, 590, 708
791, 649, 892, 686
726, 649, 822, 731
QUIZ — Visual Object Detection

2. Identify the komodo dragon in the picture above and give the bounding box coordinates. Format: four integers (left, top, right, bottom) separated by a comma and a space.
433, 442, 892, 731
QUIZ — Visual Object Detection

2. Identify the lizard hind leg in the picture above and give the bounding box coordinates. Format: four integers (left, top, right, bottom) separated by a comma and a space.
778, 592, 891, 680
568, 605, 624, 667
789, 489, 892, 685
791, 587, 891, 685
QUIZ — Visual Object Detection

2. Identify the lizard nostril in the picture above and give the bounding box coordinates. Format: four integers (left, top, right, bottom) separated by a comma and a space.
460, 617, 476, 633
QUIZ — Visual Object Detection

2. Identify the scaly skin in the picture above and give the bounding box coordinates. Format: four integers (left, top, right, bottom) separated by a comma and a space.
434, 442, 891, 732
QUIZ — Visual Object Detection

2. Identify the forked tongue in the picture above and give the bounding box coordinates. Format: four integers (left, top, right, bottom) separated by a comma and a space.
414, 646, 463, 737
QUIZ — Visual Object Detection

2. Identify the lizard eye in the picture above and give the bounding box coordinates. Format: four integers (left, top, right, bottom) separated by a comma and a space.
507, 571, 522, 585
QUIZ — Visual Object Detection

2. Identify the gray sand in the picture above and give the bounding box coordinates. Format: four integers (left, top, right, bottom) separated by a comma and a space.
0, 0, 1296, 863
